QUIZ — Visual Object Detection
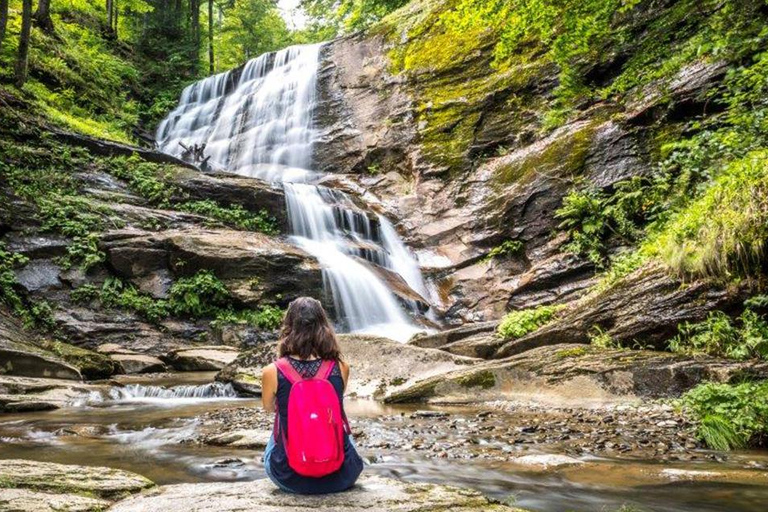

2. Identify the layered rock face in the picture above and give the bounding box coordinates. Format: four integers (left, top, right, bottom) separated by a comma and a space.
310, 3, 733, 328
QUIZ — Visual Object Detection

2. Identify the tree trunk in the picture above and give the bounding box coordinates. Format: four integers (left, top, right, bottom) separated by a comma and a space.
208, 0, 213, 74
33, 0, 54, 33
0, 0, 9, 51
190, 0, 199, 61
114, 0, 119, 35
15, 0, 32, 88
106, 0, 113, 32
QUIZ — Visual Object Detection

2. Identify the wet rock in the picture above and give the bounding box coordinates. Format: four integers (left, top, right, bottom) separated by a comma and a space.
206, 429, 272, 449
110, 475, 525, 512
0, 307, 97, 380
409, 321, 498, 350
0, 375, 109, 413
165, 346, 240, 371
494, 265, 751, 358
167, 167, 288, 231
54, 305, 191, 356
0, 459, 154, 500
217, 334, 477, 400
512, 454, 584, 469
13, 259, 62, 292
0, 347, 82, 380
102, 228, 324, 305
0, 488, 111, 512
385, 343, 768, 404
109, 353, 167, 374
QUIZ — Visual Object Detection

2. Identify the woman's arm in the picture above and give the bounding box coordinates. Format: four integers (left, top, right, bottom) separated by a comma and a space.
261, 363, 278, 413
339, 360, 350, 392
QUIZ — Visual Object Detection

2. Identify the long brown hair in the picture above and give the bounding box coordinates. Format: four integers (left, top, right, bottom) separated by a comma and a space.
278, 297, 341, 361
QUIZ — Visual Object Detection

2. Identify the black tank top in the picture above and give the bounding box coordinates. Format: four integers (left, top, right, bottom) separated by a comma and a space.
269, 357, 363, 494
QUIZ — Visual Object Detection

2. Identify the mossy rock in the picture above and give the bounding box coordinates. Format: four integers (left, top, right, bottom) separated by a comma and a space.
39, 340, 120, 380
457, 370, 496, 389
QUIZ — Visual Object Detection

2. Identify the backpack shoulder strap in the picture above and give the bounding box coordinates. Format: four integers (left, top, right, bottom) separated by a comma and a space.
317, 360, 335, 380
274, 357, 303, 384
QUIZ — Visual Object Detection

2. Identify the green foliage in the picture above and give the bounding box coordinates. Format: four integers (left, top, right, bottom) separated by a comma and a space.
214, 0, 292, 70
588, 326, 621, 349
497, 305, 562, 339
104, 156, 278, 234
301, 0, 408, 34
100, 277, 171, 323
680, 380, 768, 449
556, 177, 647, 267
168, 270, 231, 317
0, 244, 30, 319
180, 200, 278, 234
643, 150, 768, 279
105, 155, 178, 207
211, 305, 285, 330
76, 272, 283, 329
670, 307, 768, 361
484, 240, 523, 262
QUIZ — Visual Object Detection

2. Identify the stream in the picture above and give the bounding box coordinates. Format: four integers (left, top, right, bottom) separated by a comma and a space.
2, 372, 767, 512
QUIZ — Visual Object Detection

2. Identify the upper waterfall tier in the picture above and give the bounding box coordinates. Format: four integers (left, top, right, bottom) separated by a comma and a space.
157, 44, 321, 181
156, 43, 431, 342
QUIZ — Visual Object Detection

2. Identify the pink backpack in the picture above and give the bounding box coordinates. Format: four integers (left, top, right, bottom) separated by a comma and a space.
274, 358, 349, 477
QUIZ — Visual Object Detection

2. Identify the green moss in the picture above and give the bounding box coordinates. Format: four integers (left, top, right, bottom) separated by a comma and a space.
38, 340, 118, 380
494, 121, 596, 186
498, 305, 563, 340
555, 346, 589, 359
457, 370, 496, 389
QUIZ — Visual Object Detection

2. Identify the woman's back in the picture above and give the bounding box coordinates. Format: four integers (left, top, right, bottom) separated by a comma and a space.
265, 356, 363, 494
261, 296, 363, 494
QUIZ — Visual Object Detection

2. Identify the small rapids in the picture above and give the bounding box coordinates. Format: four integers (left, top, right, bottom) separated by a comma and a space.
77, 382, 240, 406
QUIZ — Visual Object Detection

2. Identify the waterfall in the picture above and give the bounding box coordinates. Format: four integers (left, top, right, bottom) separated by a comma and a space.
157, 44, 429, 342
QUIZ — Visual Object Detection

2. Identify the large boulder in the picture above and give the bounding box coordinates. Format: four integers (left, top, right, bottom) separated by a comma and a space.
216, 334, 477, 399
384, 344, 768, 405
0, 459, 153, 506
165, 345, 240, 371
0, 307, 118, 380
102, 228, 324, 305
0, 489, 111, 512
494, 264, 748, 358
166, 167, 288, 231
109, 475, 525, 512
0, 375, 110, 412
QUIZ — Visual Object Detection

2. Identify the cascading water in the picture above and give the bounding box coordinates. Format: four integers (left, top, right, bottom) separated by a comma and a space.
157, 44, 430, 341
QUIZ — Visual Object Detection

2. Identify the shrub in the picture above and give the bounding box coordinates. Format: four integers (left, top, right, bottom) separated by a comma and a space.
168, 271, 232, 318
643, 151, 768, 280
589, 326, 621, 349
556, 178, 647, 267
484, 240, 524, 262
680, 381, 768, 450
0, 244, 30, 318
212, 305, 285, 330
180, 200, 278, 234
497, 305, 562, 339
670, 309, 768, 361
100, 278, 170, 323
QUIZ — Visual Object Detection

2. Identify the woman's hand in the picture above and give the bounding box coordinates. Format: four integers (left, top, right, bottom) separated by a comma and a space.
261, 364, 277, 413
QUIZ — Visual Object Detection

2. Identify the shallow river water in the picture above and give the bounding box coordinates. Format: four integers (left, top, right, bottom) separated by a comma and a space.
2, 373, 767, 512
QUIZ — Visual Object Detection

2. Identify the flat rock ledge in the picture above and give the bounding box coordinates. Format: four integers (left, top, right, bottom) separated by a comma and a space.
0, 459, 153, 511
109, 475, 524, 512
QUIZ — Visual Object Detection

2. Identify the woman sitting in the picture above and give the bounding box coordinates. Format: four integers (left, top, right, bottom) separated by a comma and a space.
262, 297, 364, 494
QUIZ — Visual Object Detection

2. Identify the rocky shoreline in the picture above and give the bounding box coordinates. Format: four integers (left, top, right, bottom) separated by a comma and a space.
194, 400, 712, 464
